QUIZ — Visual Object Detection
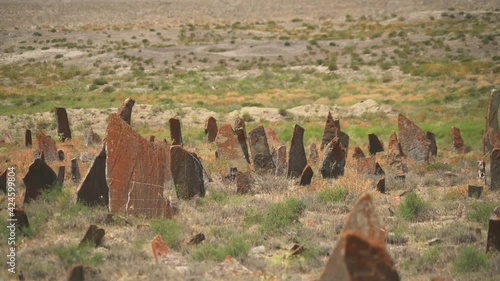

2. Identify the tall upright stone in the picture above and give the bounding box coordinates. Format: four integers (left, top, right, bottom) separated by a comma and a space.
426, 131, 438, 156
483, 89, 500, 155
491, 148, 500, 191
25, 129, 32, 148
54, 107, 72, 141
321, 138, 346, 179
398, 114, 431, 164
451, 127, 466, 153
170, 146, 205, 199
287, 125, 307, 178
386, 132, 404, 172
77, 148, 107, 206
249, 126, 276, 174
71, 157, 81, 183
205, 117, 218, 143
169, 118, 183, 146
321, 111, 340, 150
57, 166, 65, 186
36, 130, 58, 162
23, 158, 57, 203
368, 133, 384, 155
319, 193, 400, 281
299, 165, 313, 186
215, 124, 249, 172
275, 145, 287, 177
234, 118, 250, 164
117, 97, 135, 125
487, 215, 500, 253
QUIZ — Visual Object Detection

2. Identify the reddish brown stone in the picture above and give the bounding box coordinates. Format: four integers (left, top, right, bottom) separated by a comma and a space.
236, 171, 252, 194
426, 131, 438, 156
321, 138, 346, 179
484, 128, 500, 154
451, 127, 466, 153
117, 97, 135, 125
275, 145, 287, 176
25, 129, 32, 148
368, 133, 384, 155
376, 177, 386, 193
77, 148, 107, 205
309, 143, 319, 164
249, 126, 276, 174
483, 89, 500, 155
170, 146, 205, 200
215, 124, 249, 171
265, 128, 281, 148
357, 157, 376, 175
235, 128, 251, 164
288, 124, 307, 178
79, 225, 105, 248
299, 165, 313, 186
319, 193, 399, 281
83, 127, 101, 147
152, 234, 170, 263
205, 116, 218, 143
106, 114, 172, 218
149, 135, 155, 142
169, 118, 183, 146
491, 148, 500, 191
352, 146, 365, 159
487, 216, 500, 253
398, 114, 431, 164
36, 130, 58, 162
22, 158, 57, 203
386, 132, 404, 172
321, 111, 340, 150
54, 107, 72, 141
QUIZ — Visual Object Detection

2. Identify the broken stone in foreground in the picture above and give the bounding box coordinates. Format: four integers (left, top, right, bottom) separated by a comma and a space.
319, 193, 400, 281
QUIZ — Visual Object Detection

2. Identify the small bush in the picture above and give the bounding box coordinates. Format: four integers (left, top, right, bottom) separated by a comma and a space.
53, 243, 104, 267
467, 202, 496, 225
102, 86, 115, 93
150, 219, 183, 249
396, 192, 428, 221
261, 197, 305, 233
317, 187, 348, 204
453, 246, 489, 274
92, 77, 108, 86
191, 236, 250, 261
241, 112, 254, 122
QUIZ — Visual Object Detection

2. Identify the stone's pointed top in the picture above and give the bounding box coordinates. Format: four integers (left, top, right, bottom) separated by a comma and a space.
320, 137, 346, 179
117, 97, 135, 125
368, 133, 384, 155
451, 127, 466, 153
398, 114, 431, 164
249, 126, 275, 175
54, 107, 72, 141
352, 146, 365, 159
36, 130, 58, 162
288, 124, 307, 178
169, 118, 183, 146
23, 158, 57, 203
299, 165, 313, 186
205, 116, 218, 143
321, 112, 341, 150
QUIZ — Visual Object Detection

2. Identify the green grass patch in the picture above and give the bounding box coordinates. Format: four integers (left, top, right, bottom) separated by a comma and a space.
191, 235, 250, 261
317, 187, 348, 204
53, 243, 104, 267
261, 197, 305, 233
150, 219, 183, 249
453, 246, 489, 274
396, 192, 429, 221
467, 202, 497, 225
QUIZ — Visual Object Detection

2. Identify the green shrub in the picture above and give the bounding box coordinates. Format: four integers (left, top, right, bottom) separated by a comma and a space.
150, 219, 183, 249
453, 246, 489, 274
241, 112, 254, 122
92, 77, 108, 86
261, 197, 305, 233
317, 187, 348, 204
53, 243, 104, 267
102, 86, 115, 93
396, 192, 428, 221
191, 235, 250, 261
467, 202, 496, 225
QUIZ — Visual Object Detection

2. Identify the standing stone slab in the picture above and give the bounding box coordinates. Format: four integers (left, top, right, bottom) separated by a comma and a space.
205, 117, 218, 143
54, 107, 72, 141
169, 118, 183, 146
117, 97, 135, 125
249, 126, 276, 174
491, 148, 500, 191
215, 124, 249, 172
106, 114, 173, 218
368, 133, 384, 155
287, 125, 307, 178
386, 132, 404, 172
467, 185, 483, 199
0, 169, 7, 194
426, 131, 438, 156
376, 177, 386, 193
57, 166, 65, 186
170, 146, 205, 200
77, 148, 108, 205
321, 138, 346, 179
299, 165, 313, 186
58, 150, 65, 161
321, 111, 340, 150
36, 130, 58, 162
357, 157, 377, 175
483, 90, 500, 154
319, 193, 399, 281
79, 225, 105, 248
451, 127, 466, 153
25, 129, 32, 148
309, 143, 320, 164
275, 145, 287, 177
398, 114, 431, 164
23, 158, 57, 203
236, 171, 252, 194
235, 128, 251, 164
265, 128, 281, 148
487, 216, 500, 253
352, 146, 365, 159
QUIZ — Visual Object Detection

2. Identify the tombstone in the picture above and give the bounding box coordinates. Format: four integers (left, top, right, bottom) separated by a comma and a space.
352, 146, 365, 159
287, 125, 307, 178
79, 225, 105, 248
248, 126, 276, 174
67, 265, 85, 281
170, 146, 205, 200
376, 177, 386, 193
54, 107, 72, 141
368, 133, 384, 155
234, 117, 246, 134
398, 114, 431, 164
321, 138, 346, 179
235, 128, 251, 164
117, 97, 135, 125
13, 209, 29, 233
309, 143, 319, 164
451, 127, 466, 153
215, 124, 249, 172
152, 234, 170, 263
58, 149, 65, 161
491, 148, 500, 191
83, 127, 101, 147
205, 117, 218, 143
275, 145, 287, 177
71, 157, 81, 183
169, 118, 183, 146
386, 132, 404, 172
57, 166, 65, 186
236, 171, 252, 194
0, 169, 6, 194
319, 193, 400, 281
487, 216, 500, 253
426, 131, 438, 156
106, 114, 173, 218
36, 130, 58, 161
357, 157, 377, 175
299, 165, 314, 186
77, 148, 107, 205
321, 111, 340, 150
265, 128, 281, 148
375, 163, 385, 176
467, 185, 483, 199
25, 129, 32, 148
22, 158, 57, 203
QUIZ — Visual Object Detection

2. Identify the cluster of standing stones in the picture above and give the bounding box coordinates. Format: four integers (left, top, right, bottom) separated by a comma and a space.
1, 90, 499, 280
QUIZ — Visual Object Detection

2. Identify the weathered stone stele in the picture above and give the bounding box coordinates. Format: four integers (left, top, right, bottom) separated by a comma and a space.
467, 185, 483, 199
215, 124, 249, 172
376, 177, 386, 193
386, 132, 404, 172
23, 158, 57, 203
54, 107, 72, 141
117, 97, 135, 125
36, 130, 58, 162
321, 111, 340, 150
451, 127, 466, 153
352, 146, 365, 159
249, 126, 276, 174
483, 89, 500, 155
77, 148, 107, 205
57, 166, 65, 186
299, 165, 313, 186
170, 145, 205, 199
288, 124, 307, 178
205, 116, 218, 143
83, 127, 101, 147
309, 143, 320, 164
79, 224, 105, 248
169, 118, 183, 146
319, 193, 400, 281
398, 114, 431, 164
426, 131, 438, 156
106, 114, 173, 218
234, 117, 251, 164
321, 138, 346, 179
357, 157, 376, 175
236, 171, 252, 194
275, 145, 287, 176
491, 148, 500, 191
487, 216, 500, 253
25, 129, 32, 148
368, 133, 384, 155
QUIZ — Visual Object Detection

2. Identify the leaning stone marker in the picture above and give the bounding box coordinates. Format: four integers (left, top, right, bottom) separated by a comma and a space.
398, 114, 431, 164
299, 165, 313, 186
352, 146, 365, 159
483, 89, 500, 155
170, 146, 205, 200
321, 111, 340, 150
117, 97, 135, 125
275, 145, 287, 177
319, 193, 400, 281
321, 138, 346, 179
205, 116, 218, 143
234, 117, 251, 163
169, 118, 183, 146
25, 129, 32, 148
288, 125, 307, 178
491, 148, 500, 191
36, 130, 58, 162
23, 158, 57, 203
106, 114, 173, 218
54, 107, 72, 141
215, 124, 249, 172
368, 133, 384, 155
79, 225, 105, 248
249, 126, 276, 174
451, 127, 466, 153
426, 131, 438, 156
236, 171, 252, 194
386, 132, 404, 172
77, 148, 107, 206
